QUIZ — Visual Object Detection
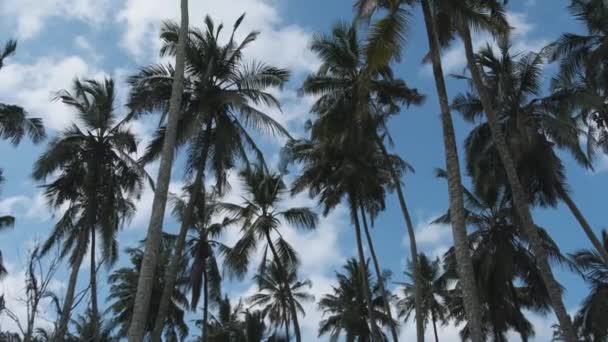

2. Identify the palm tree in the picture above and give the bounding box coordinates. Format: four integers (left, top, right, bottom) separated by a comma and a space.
32, 78, 144, 341
249, 259, 314, 339
127, 1, 188, 339
175, 189, 235, 339
318, 258, 395, 341
546, 0, 608, 154
222, 165, 318, 342
108, 235, 189, 341
0, 39, 45, 145
397, 254, 449, 342
454, 40, 608, 267
0, 171, 14, 279
128, 15, 290, 340
355, 1, 485, 339
68, 308, 118, 342
204, 296, 245, 342
571, 230, 608, 340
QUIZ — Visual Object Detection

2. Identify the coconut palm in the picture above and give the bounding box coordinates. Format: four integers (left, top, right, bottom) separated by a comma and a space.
570, 230, 608, 340
294, 21, 423, 340
318, 258, 395, 341
32, 78, 144, 341
68, 308, 118, 342
453, 40, 608, 267
0, 39, 45, 146
222, 165, 317, 342
127, 1, 188, 339
397, 254, 449, 342
128, 16, 290, 340
546, 0, 608, 153
204, 296, 245, 342
249, 259, 314, 339
108, 235, 189, 341
355, 1, 485, 338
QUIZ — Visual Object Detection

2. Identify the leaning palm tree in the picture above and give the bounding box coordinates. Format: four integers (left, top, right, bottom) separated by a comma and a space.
571, 230, 608, 340
355, 1, 485, 339
32, 78, 144, 341
397, 254, 449, 342
318, 258, 395, 341
454, 40, 608, 267
249, 259, 314, 339
222, 165, 318, 342
129, 15, 290, 340
127, 1, 188, 339
301, 20, 424, 341
108, 235, 189, 341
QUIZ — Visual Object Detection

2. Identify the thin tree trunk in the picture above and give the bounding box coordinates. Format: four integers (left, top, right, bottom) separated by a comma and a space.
558, 187, 608, 265
348, 196, 379, 340
285, 319, 290, 341
459, 23, 577, 342
376, 137, 422, 342
90, 228, 100, 342
54, 234, 87, 340
431, 309, 439, 342
419, 2, 485, 342
152, 164, 206, 342
201, 266, 209, 342
127, 0, 189, 340
264, 232, 302, 342
359, 205, 399, 342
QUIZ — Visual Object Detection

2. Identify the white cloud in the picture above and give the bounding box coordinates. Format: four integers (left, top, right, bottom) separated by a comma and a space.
0, 192, 52, 223
0, 0, 111, 39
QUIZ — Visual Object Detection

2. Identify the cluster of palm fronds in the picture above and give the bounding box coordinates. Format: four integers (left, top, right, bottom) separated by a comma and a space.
1, 0, 608, 341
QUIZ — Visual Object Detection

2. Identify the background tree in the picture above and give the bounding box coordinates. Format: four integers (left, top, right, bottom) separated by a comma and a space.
318, 258, 395, 341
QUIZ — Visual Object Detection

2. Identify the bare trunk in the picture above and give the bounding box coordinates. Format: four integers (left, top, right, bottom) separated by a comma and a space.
152, 166, 206, 342
359, 205, 399, 342
376, 137, 422, 342
558, 187, 608, 265
459, 23, 577, 342
348, 196, 379, 340
264, 232, 302, 342
127, 0, 189, 340
419, 2, 484, 341
54, 236, 87, 340
200, 266, 209, 342
431, 309, 439, 342
90, 228, 100, 342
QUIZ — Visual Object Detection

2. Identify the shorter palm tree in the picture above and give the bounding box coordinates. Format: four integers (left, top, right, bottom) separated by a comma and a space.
318, 258, 395, 341
107, 235, 189, 341
397, 253, 449, 342
249, 259, 313, 339
571, 230, 608, 340
68, 308, 117, 341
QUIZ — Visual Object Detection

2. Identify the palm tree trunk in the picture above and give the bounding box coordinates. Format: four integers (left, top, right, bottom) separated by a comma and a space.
348, 196, 379, 340
127, 0, 189, 340
90, 228, 100, 342
285, 320, 290, 340
54, 234, 87, 340
557, 187, 608, 265
459, 23, 577, 342
431, 309, 439, 342
152, 159, 207, 342
264, 231, 302, 342
201, 265, 209, 342
359, 205, 399, 342
376, 137, 422, 342
419, 2, 484, 342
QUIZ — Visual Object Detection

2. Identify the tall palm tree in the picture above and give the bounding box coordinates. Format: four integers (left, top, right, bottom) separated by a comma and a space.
571, 230, 608, 340
128, 16, 290, 340
355, 1, 485, 339
32, 78, 144, 341
295, 22, 423, 340
108, 235, 189, 341
546, 0, 608, 155
454, 41, 608, 267
222, 166, 318, 342
397, 254, 449, 342
127, 1, 188, 339
318, 258, 395, 341
249, 260, 314, 339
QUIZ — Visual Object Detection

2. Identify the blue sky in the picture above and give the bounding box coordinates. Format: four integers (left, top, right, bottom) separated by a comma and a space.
0, 0, 604, 340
